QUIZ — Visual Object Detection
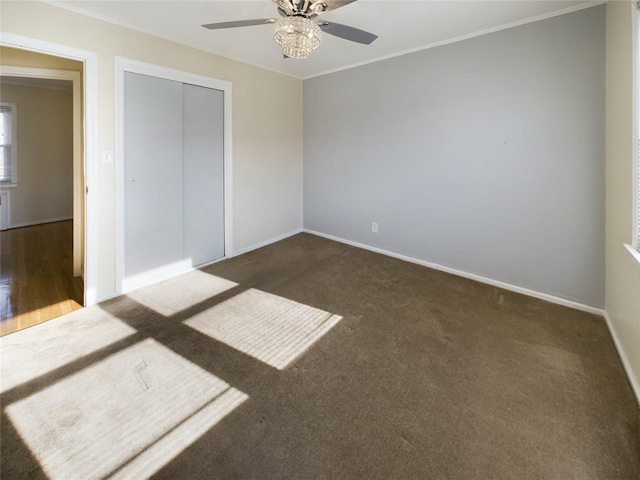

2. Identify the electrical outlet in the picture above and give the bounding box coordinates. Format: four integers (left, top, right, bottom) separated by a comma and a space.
371, 222, 378, 233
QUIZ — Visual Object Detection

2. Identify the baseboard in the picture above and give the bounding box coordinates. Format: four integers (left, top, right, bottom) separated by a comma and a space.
122, 259, 194, 294
95, 291, 119, 304
95, 230, 303, 304
10, 216, 73, 229
304, 229, 605, 317
603, 311, 640, 406
232, 228, 304, 257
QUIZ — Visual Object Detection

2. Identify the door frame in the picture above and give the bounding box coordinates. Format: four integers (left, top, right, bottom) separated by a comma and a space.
114, 57, 233, 294
0, 33, 99, 306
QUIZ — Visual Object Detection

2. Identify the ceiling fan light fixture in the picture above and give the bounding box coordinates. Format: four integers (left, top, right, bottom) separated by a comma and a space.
273, 17, 321, 59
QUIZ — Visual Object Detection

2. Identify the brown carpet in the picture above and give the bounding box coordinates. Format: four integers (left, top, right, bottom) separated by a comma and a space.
1, 233, 638, 479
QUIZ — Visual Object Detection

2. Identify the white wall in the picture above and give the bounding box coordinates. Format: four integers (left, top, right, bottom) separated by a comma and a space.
0, 1, 303, 300
304, 5, 606, 308
605, 0, 640, 401
0, 81, 73, 227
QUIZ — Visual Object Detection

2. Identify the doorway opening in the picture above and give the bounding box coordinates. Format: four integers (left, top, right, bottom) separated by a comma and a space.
0, 47, 88, 335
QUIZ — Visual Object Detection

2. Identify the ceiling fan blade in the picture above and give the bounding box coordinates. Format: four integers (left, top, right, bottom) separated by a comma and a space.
202, 19, 276, 30
318, 21, 378, 45
319, 0, 358, 13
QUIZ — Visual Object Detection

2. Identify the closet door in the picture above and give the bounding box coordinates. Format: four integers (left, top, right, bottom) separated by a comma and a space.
124, 72, 184, 282
183, 84, 225, 266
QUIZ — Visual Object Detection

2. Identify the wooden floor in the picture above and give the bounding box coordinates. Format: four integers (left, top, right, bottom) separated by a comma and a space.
0, 221, 83, 336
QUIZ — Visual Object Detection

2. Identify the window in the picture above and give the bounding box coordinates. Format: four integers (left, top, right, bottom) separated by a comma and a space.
0, 103, 17, 185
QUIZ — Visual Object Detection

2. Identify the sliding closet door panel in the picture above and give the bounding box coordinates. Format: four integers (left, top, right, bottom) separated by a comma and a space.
183, 84, 225, 266
124, 72, 184, 280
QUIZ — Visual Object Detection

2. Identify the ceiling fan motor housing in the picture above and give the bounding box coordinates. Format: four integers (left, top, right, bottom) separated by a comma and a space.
275, 0, 328, 18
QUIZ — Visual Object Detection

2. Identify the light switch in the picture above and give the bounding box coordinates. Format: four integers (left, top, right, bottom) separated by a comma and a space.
101, 149, 113, 164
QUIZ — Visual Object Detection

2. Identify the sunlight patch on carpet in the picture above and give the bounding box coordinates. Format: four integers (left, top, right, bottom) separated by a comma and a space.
184, 288, 342, 370
6, 338, 248, 480
0, 307, 136, 393
127, 270, 238, 316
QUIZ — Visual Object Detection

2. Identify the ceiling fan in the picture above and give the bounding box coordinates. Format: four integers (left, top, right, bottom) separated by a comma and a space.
202, 0, 378, 59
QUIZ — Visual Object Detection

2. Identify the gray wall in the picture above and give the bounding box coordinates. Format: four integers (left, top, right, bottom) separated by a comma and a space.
303, 6, 606, 307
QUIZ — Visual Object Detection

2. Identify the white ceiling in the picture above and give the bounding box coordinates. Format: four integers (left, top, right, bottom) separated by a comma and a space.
50, 0, 601, 79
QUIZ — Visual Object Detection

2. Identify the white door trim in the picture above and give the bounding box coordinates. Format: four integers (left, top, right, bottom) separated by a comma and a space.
0, 32, 99, 306
114, 57, 233, 295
